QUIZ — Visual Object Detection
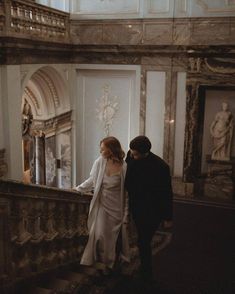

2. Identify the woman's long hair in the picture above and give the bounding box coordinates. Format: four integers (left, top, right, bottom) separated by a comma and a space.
100, 136, 125, 163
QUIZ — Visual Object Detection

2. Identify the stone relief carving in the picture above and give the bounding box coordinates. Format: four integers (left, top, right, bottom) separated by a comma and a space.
188, 57, 203, 72
96, 83, 119, 136
210, 102, 234, 161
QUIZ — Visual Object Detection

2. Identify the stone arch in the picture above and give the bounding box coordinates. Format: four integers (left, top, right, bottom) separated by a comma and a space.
22, 66, 70, 119
21, 65, 72, 188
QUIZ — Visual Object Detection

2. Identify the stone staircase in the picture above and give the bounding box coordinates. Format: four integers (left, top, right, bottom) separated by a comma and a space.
18, 229, 171, 294
21, 255, 139, 294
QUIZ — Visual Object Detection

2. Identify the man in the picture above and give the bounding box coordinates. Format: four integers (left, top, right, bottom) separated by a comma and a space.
125, 136, 173, 282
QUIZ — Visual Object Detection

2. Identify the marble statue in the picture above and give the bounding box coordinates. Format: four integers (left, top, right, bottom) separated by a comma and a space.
210, 102, 234, 161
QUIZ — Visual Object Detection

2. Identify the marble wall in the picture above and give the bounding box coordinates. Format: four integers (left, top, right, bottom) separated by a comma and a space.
70, 17, 235, 46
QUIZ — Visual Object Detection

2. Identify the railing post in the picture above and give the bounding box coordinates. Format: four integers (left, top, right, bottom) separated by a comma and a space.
0, 198, 12, 284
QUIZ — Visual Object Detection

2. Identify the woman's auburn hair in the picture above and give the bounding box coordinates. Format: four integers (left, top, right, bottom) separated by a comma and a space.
100, 136, 125, 162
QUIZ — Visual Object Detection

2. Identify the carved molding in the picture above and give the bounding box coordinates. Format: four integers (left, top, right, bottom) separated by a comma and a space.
36, 71, 60, 108
204, 58, 235, 74
24, 87, 40, 110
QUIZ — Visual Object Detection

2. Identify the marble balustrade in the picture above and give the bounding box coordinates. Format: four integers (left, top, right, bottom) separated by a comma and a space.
0, 0, 69, 41
0, 179, 91, 290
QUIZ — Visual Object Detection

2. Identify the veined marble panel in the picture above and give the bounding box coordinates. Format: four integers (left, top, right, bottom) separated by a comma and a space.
173, 20, 191, 45
174, 72, 186, 177
143, 22, 173, 44
70, 18, 235, 46
45, 136, 57, 187
70, 23, 103, 44
103, 23, 143, 45
58, 131, 72, 189
191, 19, 231, 45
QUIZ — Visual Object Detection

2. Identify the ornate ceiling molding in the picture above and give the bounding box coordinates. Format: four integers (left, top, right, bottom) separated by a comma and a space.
24, 86, 40, 111
35, 70, 60, 109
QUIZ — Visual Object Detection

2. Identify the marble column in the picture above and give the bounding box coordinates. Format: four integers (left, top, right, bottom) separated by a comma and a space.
35, 134, 45, 185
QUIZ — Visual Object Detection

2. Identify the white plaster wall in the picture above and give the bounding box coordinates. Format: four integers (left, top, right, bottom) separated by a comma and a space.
37, 0, 70, 12
174, 72, 186, 177
37, 0, 235, 18
0, 66, 23, 181
74, 64, 140, 183
145, 71, 166, 158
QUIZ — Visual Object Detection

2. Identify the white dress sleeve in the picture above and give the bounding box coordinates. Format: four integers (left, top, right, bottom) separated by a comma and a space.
75, 158, 99, 193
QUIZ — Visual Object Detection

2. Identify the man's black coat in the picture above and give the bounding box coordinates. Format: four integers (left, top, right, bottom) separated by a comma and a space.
125, 151, 173, 226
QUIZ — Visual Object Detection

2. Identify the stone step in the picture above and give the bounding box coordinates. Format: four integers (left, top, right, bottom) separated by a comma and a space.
31, 287, 54, 294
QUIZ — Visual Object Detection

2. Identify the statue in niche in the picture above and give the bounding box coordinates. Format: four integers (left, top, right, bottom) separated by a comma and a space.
210, 102, 234, 161
22, 99, 33, 136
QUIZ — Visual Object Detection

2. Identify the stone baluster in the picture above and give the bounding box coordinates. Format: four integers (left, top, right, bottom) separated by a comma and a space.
76, 202, 88, 257
66, 202, 77, 238
44, 201, 58, 241
30, 200, 45, 243
0, 199, 11, 281
35, 133, 45, 185
77, 203, 89, 237
16, 200, 32, 245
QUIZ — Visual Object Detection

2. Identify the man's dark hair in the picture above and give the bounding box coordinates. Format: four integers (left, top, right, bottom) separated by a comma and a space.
129, 136, 152, 154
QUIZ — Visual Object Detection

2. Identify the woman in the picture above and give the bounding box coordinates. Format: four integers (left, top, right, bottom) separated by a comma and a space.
75, 136, 130, 273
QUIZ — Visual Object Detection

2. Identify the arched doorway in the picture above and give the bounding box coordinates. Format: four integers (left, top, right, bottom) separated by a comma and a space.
21, 66, 72, 188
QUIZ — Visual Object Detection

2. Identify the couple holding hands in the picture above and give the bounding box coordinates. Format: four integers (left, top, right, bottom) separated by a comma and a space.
74, 135, 173, 282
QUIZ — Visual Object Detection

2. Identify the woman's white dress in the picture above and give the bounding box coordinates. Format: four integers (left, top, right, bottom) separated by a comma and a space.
95, 173, 122, 267
75, 156, 130, 268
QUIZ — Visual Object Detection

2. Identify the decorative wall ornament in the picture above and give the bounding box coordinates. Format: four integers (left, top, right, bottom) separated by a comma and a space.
22, 99, 33, 136
204, 58, 235, 74
188, 57, 203, 72
96, 84, 119, 136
